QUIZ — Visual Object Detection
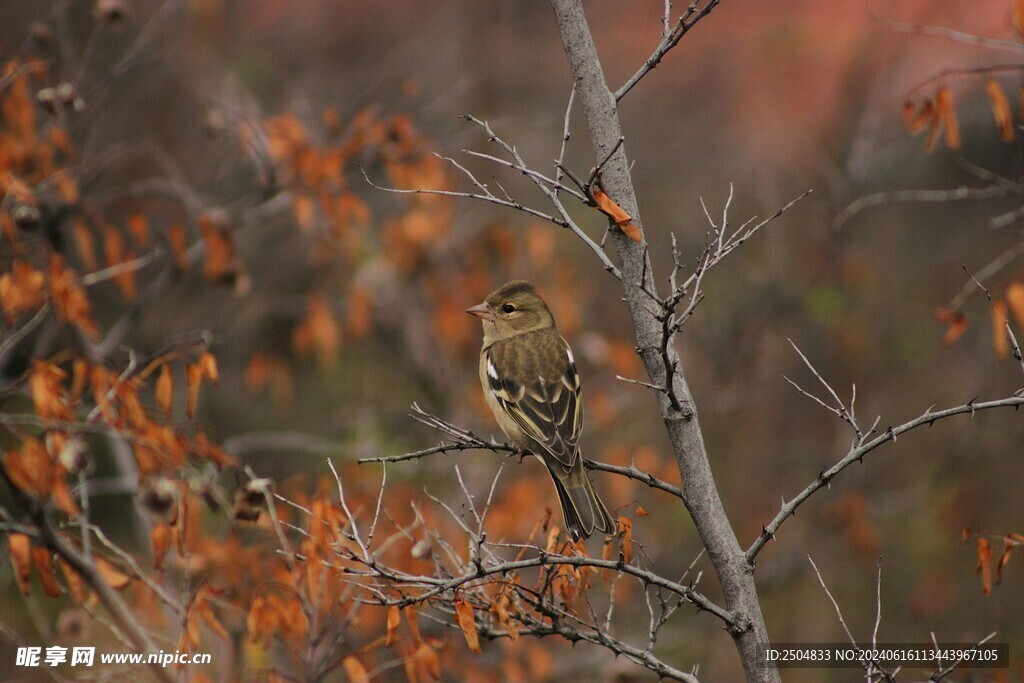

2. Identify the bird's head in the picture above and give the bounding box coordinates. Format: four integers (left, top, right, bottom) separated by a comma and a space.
466, 280, 556, 340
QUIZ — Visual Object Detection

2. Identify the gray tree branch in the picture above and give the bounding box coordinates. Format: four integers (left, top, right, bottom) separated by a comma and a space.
548, 1, 778, 680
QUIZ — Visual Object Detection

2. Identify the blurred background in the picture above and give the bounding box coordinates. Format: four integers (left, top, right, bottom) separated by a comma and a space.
1, 1, 1022, 681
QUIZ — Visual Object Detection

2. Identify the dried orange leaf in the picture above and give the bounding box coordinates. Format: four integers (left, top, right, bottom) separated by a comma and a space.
992, 299, 1010, 358
454, 597, 481, 654
1015, 0, 1024, 36
57, 557, 87, 603
198, 211, 239, 283
168, 223, 190, 270
128, 214, 150, 247
342, 655, 370, 683
996, 536, 1015, 585
1006, 283, 1024, 329
935, 307, 968, 346
902, 99, 935, 134
151, 523, 171, 570
492, 593, 519, 640
414, 642, 441, 680
986, 79, 1015, 142
404, 605, 422, 647
386, 605, 401, 647
96, 557, 131, 590
618, 516, 633, 563
9, 533, 32, 596
935, 86, 961, 150
48, 255, 99, 339
32, 546, 61, 598
198, 352, 219, 383
186, 363, 202, 418
636, 504, 648, 517
51, 478, 80, 517
592, 188, 642, 243
156, 364, 174, 415
52, 170, 80, 205
976, 537, 993, 596
197, 589, 229, 640
4, 438, 54, 498
72, 220, 97, 270
293, 194, 315, 232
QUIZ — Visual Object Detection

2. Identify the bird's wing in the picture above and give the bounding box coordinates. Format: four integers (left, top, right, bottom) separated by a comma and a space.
485, 335, 582, 470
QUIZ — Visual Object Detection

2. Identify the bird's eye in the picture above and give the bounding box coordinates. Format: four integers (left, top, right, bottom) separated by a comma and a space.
502, 304, 516, 314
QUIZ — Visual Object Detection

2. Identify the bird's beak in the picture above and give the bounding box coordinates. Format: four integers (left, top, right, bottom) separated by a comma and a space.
465, 302, 495, 321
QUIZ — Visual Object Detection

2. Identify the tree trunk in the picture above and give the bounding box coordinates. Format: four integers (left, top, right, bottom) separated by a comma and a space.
548, 2, 779, 680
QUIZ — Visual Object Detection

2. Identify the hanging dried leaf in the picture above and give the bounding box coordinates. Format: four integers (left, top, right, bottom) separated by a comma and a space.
386, 605, 401, 647
342, 655, 370, 683
3, 438, 55, 499
902, 99, 935, 134
413, 642, 441, 681
9, 533, 32, 596
128, 213, 150, 247
996, 536, 1015, 585
198, 210, 239, 284
935, 86, 961, 150
934, 307, 968, 345
52, 169, 79, 205
196, 586, 229, 640
992, 299, 1010, 358
0, 260, 45, 321
618, 516, 633, 563
32, 546, 61, 598
168, 223, 190, 270
101, 225, 136, 298
1006, 283, 1024, 329
186, 363, 203, 418
156, 365, 174, 416
976, 537, 993, 595
151, 523, 171, 570
48, 255, 99, 339
986, 79, 1015, 142
293, 194, 315, 231
71, 220, 97, 271
95, 557, 132, 590
454, 597, 481, 653
198, 352, 219, 383
1015, 0, 1024, 37
247, 594, 274, 649
57, 557, 86, 603
492, 593, 519, 640
592, 188, 643, 243
51, 478, 80, 517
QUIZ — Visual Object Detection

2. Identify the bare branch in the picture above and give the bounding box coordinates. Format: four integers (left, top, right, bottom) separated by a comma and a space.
876, 15, 1024, 54
833, 186, 1007, 231
345, 549, 734, 628
929, 632, 998, 682
615, 0, 723, 101
747, 394, 1024, 562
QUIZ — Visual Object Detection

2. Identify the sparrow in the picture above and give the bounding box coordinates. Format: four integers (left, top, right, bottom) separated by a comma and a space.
467, 280, 615, 541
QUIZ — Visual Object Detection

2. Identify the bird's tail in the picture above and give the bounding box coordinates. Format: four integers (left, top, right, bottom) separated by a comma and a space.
550, 468, 616, 542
